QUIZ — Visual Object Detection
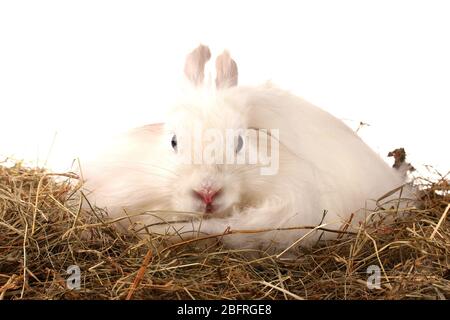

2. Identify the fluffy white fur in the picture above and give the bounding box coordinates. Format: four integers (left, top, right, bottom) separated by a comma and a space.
81, 83, 412, 252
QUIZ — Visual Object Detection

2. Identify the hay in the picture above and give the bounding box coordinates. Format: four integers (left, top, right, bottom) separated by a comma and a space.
0, 160, 449, 300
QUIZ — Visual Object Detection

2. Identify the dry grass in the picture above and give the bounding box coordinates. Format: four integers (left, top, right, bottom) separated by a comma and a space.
0, 160, 449, 300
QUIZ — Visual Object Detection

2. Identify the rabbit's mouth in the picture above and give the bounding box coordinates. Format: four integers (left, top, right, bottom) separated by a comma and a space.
193, 199, 220, 216
205, 203, 214, 214
202, 204, 220, 217
201, 204, 234, 219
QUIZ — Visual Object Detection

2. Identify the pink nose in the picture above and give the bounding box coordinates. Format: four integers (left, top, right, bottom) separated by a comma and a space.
193, 188, 220, 205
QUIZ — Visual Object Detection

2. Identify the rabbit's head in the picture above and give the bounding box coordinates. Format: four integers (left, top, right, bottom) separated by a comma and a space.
160, 45, 275, 217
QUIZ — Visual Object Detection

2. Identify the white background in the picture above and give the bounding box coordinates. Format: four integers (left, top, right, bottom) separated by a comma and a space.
0, 0, 449, 176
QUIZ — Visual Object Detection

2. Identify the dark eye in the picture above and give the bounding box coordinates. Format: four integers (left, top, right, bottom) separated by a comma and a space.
236, 135, 243, 153
171, 134, 177, 152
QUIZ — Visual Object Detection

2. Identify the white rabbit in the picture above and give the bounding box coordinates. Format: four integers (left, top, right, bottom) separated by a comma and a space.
81, 45, 413, 252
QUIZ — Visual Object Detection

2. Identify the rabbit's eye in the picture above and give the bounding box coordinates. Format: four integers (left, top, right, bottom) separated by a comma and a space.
236, 135, 244, 153
171, 134, 177, 152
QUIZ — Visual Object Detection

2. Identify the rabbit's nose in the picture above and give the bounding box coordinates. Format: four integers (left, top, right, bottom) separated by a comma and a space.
193, 188, 221, 205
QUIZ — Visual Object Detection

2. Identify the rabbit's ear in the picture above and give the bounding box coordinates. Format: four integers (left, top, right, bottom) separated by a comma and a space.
215, 50, 238, 89
184, 44, 211, 86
